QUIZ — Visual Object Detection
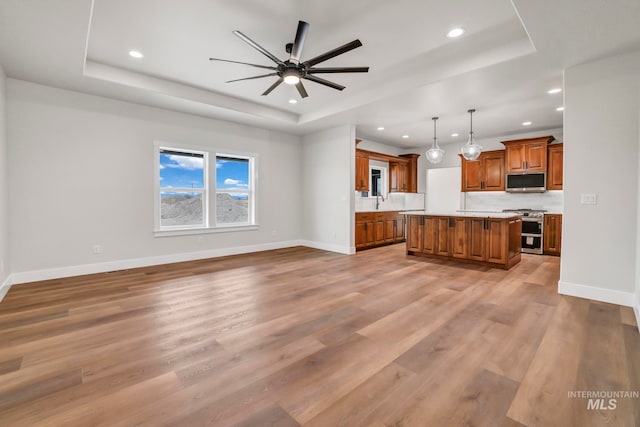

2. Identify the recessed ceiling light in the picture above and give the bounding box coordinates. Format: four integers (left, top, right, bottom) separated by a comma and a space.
377, 126, 385, 131
556, 106, 564, 111
402, 135, 409, 139
128, 50, 144, 59
451, 133, 459, 137
447, 27, 466, 38
288, 99, 298, 104
522, 121, 532, 126
547, 88, 562, 94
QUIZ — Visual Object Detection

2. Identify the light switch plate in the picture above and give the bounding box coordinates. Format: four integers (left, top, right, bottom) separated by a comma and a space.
581, 193, 597, 205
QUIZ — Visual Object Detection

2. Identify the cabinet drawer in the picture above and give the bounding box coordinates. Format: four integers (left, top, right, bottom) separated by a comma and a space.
356, 212, 374, 221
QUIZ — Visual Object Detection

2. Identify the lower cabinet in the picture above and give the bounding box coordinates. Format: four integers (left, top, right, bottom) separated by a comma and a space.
406, 215, 522, 269
543, 214, 562, 256
356, 211, 405, 250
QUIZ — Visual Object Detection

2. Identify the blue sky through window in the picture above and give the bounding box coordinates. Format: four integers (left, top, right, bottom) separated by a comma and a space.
159, 151, 204, 189
216, 157, 249, 191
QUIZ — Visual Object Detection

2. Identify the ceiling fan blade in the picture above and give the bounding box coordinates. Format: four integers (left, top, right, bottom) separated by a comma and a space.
209, 58, 277, 70
307, 66, 369, 74
262, 78, 283, 96
233, 30, 284, 65
303, 39, 363, 67
304, 74, 345, 91
289, 21, 310, 64
226, 73, 277, 83
295, 81, 308, 98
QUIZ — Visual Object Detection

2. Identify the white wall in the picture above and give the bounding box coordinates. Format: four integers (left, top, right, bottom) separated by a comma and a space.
560, 50, 640, 306
302, 125, 355, 253
0, 65, 10, 298
7, 80, 303, 282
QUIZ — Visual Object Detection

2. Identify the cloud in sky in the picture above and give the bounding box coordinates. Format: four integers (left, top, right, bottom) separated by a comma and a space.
165, 154, 203, 170
224, 178, 241, 185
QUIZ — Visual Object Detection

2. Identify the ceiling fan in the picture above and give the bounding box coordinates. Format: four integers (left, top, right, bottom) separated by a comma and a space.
209, 20, 369, 98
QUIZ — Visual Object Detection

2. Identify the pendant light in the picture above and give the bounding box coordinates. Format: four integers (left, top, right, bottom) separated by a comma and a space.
426, 116, 445, 164
460, 108, 482, 161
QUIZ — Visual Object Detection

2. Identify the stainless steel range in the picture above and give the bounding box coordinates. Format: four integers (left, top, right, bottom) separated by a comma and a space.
502, 209, 546, 254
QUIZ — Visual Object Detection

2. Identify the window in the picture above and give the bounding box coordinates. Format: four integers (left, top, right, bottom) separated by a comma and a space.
369, 164, 388, 197
154, 142, 256, 235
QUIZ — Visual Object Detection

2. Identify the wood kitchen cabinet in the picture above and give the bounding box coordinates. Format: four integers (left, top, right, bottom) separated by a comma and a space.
355, 149, 369, 192
389, 161, 408, 192
502, 135, 554, 174
543, 214, 562, 256
547, 143, 563, 190
406, 214, 522, 269
460, 150, 505, 192
356, 211, 405, 251
400, 154, 420, 193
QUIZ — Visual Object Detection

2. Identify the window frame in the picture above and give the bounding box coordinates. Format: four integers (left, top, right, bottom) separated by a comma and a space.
153, 141, 258, 237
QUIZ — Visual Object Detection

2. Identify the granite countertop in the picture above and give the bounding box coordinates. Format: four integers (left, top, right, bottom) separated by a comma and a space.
401, 210, 521, 219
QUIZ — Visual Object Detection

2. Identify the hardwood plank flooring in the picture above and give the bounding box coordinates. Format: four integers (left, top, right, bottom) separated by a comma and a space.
0, 245, 638, 426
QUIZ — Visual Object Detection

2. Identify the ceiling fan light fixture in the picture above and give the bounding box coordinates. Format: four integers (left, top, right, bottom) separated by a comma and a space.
283, 74, 300, 85
460, 109, 483, 161
426, 116, 445, 164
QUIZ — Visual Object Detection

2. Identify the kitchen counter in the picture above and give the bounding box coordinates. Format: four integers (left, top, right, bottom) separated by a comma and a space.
404, 212, 522, 269
401, 210, 521, 219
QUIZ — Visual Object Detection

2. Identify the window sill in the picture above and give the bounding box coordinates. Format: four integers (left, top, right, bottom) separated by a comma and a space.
154, 224, 259, 237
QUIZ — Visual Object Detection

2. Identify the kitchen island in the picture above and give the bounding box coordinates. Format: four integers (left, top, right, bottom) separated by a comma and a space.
403, 211, 522, 269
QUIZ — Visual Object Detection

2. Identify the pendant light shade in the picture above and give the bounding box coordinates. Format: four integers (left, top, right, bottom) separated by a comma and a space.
460, 108, 482, 161
426, 116, 445, 164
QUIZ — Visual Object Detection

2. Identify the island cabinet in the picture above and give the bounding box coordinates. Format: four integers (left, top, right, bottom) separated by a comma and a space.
460, 150, 505, 192
406, 213, 522, 269
355, 150, 369, 192
502, 135, 554, 174
356, 211, 405, 250
543, 214, 562, 256
547, 143, 563, 190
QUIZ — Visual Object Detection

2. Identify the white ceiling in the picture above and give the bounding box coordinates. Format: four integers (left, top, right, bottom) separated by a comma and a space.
1, 0, 639, 148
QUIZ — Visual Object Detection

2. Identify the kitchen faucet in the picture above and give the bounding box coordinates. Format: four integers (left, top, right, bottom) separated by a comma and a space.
376, 193, 385, 210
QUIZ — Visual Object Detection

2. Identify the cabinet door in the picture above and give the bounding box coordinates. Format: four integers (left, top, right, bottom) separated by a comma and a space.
467, 218, 486, 261
461, 158, 483, 191
407, 216, 423, 252
450, 218, 468, 259
506, 145, 527, 173
543, 214, 562, 255
394, 218, 405, 241
486, 219, 507, 264
374, 214, 386, 245
435, 217, 451, 256
400, 154, 420, 193
355, 151, 369, 191
384, 218, 395, 243
365, 220, 375, 246
547, 144, 563, 190
355, 221, 368, 249
422, 217, 436, 254
524, 142, 547, 172
389, 163, 400, 192
399, 163, 408, 192
483, 151, 505, 191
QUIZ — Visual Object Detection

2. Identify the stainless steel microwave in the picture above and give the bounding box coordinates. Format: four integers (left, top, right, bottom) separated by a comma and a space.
505, 172, 546, 193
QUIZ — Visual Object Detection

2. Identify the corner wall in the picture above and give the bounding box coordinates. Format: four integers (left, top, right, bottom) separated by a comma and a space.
7, 80, 303, 283
560, 50, 640, 308
0, 65, 10, 299
302, 125, 355, 253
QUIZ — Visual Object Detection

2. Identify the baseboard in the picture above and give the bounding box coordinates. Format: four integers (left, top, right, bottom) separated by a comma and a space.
558, 281, 634, 307
0, 274, 12, 302
299, 240, 355, 255
634, 293, 640, 333
11, 240, 305, 285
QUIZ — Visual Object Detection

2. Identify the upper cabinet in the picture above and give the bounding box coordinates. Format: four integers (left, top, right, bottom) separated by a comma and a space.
356, 147, 420, 193
460, 150, 505, 192
502, 136, 554, 174
355, 149, 369, 192
547, 143, 564, 190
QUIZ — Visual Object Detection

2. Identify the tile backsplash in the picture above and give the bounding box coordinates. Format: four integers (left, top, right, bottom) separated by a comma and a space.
355, 192, 425, 212
463, 190, 564, 213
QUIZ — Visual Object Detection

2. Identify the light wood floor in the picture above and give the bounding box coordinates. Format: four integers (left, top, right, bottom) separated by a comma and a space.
0, 245, 638, 426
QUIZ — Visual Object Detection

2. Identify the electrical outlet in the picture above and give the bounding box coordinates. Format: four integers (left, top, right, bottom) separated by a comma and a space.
271, 229, 277, 236
581, 193, 597, 205
93, 244, 101, 254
